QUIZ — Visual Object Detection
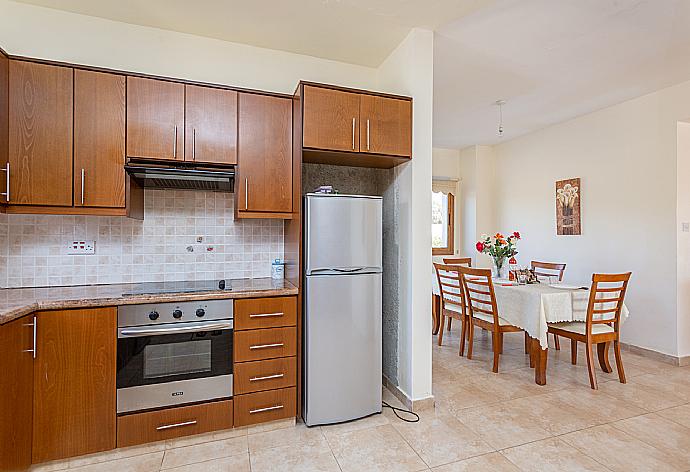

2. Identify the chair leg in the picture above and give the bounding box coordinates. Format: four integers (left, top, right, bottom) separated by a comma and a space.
497, 332, 504, 354
571, 339, 577, 365
492, 330, 500, 373
447, 317, 452, 331
585, 341, 598, 390
467, 321, 474, 360
554, 334, 561, 350
614, 340, 626, 384
459, 316, 467, 357
437, 314, 445, 346
524, 332, 530, 354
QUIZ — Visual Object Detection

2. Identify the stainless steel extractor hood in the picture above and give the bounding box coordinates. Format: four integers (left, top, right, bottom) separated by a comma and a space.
125, 164, 235, 192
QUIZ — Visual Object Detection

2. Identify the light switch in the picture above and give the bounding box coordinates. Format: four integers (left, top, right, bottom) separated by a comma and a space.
683, 222, 690, 233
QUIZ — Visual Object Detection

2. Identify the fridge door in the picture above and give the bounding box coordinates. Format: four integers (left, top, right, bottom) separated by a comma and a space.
304, 272, 382, 426
305, 194, 382, 275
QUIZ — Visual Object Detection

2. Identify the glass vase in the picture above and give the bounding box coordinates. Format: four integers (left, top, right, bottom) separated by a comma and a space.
491, 256, 508, 279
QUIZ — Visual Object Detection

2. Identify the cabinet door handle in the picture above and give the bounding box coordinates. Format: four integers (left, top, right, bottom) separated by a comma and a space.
366, 119, 370, 151
250, 373, 284, 382
173, 125, 178, 158
156, 420, 197, 431
80, 169, 85, 205
249, 405, 284, 414
245, 178, 249, 210
249, 312, 284, 319
1, 162, 9, 202
23, 316, 36, 359
192, 128, 196, 160
249, 343, 284, 350
352, 118, 356, 150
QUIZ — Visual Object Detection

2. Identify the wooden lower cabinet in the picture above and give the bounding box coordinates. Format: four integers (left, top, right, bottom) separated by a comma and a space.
234, 357, 297, 395
234, 327, 297, 362
32, 308, 117, 464
234, 296, 297, 331
234, 387, 296, 427
117, 400, 234, 448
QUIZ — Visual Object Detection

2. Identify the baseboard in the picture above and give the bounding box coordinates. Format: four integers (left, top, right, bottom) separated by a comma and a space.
620, 342, 689, 366
382, 375, 435, 412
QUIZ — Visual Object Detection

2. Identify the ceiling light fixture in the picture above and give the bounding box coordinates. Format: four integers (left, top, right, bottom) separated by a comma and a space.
495, 99, 506, 136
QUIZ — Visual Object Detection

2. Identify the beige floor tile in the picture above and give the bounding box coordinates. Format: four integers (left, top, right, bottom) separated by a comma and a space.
68, 441, 166, 468
163, 454, 250, 472
321, 412, 390, 440
165, 427, 247, 449
430, 452, 520, 471
611, 413, 690, 469
247, 422, 326, 453
598, 373, 688, 411
390, 408, 493, 468
250, 439, 340, 472
326, 423, 427, 472
246, 417, 296, 435
561, 424, 684, 472
29, 459, 69, 471
501, 437, 609, 471
656, 403, 690, 428
454, 403, 552, 450
160, 436, 247, 469
69, 452, 163, 472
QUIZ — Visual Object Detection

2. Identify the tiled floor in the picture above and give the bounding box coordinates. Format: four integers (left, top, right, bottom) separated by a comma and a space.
32, 325, 690, 471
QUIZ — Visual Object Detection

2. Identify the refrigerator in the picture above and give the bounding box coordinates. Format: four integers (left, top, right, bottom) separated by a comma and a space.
303, 193, 382, 426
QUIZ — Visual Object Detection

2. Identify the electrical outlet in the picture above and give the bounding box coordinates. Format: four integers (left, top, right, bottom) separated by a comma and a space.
683, 222, 690, 233
67, 240, 95, 255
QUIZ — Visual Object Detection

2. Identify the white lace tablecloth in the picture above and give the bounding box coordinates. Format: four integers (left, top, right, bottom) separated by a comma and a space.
432, 279, 629, 349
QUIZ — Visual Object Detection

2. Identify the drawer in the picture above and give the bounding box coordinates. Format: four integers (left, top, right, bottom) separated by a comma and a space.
116, 400, 233, 448
234, 327, 297, 362
234, 387, 296, 427
234, 357, 296, 394
234, 296, 297, 330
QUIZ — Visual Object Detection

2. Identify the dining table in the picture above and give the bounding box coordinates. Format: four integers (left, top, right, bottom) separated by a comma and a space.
432, 277, 630, 385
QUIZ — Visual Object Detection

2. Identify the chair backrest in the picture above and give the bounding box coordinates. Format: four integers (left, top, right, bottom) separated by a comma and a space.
586, 273, 631, 335
433, 263, 465, 315
442, 257, 472, 267
531, 261, 566, 282
457, 266, 500, 325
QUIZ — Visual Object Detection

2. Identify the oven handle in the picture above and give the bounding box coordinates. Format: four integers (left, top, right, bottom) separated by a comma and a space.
118, 320, 233, 338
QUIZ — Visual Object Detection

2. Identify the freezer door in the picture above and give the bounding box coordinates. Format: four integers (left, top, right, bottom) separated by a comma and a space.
305, 195, 382, 275
304, 273, 382, 426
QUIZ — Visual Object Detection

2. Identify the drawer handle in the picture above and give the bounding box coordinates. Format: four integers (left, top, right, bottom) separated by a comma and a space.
249, 312, 284, 318
249, 343, 284, 350
156, 420, 197, 431
249, 405, 284, 414
250, 373, 284, 382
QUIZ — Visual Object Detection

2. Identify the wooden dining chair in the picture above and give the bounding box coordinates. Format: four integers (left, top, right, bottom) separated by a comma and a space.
547, 273, 631, 389
528, 261, 567, 351
440, 257, 472, 331
458, 266, 523, 373
433, 263, 468, 356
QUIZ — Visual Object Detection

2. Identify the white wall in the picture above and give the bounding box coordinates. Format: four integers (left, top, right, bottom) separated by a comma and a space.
377, 28, 434, 402
677, 121, 690, 357
493, 79, 690, 357
0, 0, 377, 94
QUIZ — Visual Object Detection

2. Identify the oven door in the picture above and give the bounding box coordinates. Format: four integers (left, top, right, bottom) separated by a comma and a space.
117, 319, 233, 413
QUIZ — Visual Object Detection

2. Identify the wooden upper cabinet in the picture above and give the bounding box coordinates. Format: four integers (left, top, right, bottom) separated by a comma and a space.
185, 85, 237, 165
127, 77, 184, 161
8, 61, 73, 206
303, 85, 360, 152
238, 93, 292, 215
32, 308, 117, 463
360, 94, 412, 157
0, 316, 34, 471
74, 70, 126, 208
0, 51, 8, 204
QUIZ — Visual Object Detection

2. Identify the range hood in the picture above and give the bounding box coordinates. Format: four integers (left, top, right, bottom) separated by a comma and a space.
125, 163, 235, 192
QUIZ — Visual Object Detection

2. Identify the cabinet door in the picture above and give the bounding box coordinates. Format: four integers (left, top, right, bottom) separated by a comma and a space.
33, 308, 116, 463
9, 61, 73, 206
360, 94, 412, 157
126, 76, 184, 160
0, 316, 34, 471
303, 85, 360, 152
74, 70, 126, 208
238, 93, 292, 214
185, 85, 237, 165
0, 51, 8, 204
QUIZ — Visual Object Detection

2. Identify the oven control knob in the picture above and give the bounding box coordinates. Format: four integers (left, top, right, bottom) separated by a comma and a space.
196, 308, 205, 318
172, 309, 183, 319
148, 311, 159, 321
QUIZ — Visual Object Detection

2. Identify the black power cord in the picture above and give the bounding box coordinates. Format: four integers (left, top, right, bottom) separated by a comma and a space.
382, 401, 420, 423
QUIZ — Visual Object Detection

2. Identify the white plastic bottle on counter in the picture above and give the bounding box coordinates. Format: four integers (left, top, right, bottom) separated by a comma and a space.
271, 259, 285, 280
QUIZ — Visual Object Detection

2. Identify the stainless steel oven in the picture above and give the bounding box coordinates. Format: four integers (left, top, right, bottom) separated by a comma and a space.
117, 299, 233, 413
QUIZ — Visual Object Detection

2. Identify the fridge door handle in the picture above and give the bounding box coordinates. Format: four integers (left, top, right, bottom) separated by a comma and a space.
310, 267, 365, 273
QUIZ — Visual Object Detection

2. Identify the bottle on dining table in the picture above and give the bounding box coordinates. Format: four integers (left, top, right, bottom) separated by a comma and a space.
508, 256, 518, 281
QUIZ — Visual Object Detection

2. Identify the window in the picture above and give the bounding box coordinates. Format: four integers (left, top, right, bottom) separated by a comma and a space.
432, 190, 454, 255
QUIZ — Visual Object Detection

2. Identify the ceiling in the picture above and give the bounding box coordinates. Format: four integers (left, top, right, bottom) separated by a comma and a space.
434, 0, 690, 148
10, 0, 493, 67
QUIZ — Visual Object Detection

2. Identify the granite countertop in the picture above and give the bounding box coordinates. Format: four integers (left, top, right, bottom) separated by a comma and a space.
0, 278, 298, 325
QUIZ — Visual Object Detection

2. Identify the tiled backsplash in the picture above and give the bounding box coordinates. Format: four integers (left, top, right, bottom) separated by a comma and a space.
0, 190, 284, 288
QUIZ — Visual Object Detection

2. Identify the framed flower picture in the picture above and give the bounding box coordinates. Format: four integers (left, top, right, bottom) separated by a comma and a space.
556, 178, 581, 235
